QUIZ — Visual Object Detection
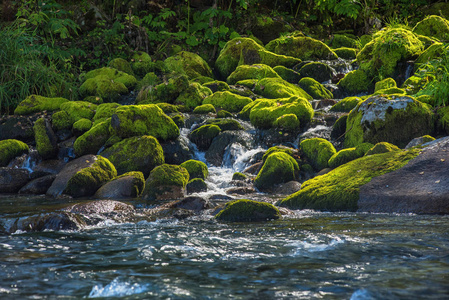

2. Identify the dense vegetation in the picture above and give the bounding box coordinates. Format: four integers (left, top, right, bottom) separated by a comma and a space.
0, 0, 447, 113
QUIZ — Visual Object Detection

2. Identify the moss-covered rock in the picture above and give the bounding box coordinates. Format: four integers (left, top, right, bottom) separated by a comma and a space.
94, 171, 145, 199
261, 146, 297, 163
297, 62, 335, 83
101, 135, 164, 177
328, 147, 358, 168
254, 152, 299, 190
202, 80, 230, 92
52, 110, 72, 131
265, 36, 338, 61
333, 47, 358, 59
273, 114, 300, 132
345, 95, 434, 148
193, 104, 216, 114
327, 34, 358, 49
357, 27, 424, 80
131, 51, 154, 77
79, 75, 128, 102
138, 72, 161, 90
14, 95, 69, 115
170, 113, 185, 128
215, 37, 300, 79
203, 91, 253, 112
252, 77, 312, 100
437, 106, 449, 135
251, 15, 287, 44
74, 118, 111, 157
64, 155, 117, 198
72, 118, 92, 136
365, 142, 400, 156
374, 78, 397, 92
34, 118, 58, 159
137, 75, 190, 105
300, 138, 336, 171
232, 172, 247, 181
373, 87, 406, 96
414, 42, 445, 71
141, 164, 189, 201
155, 103, 179, 114
92, 103, 122, 125
0, 139, 29, 167
330, 114, 348, 139
249, 96, 314, 129
273, 65, 301, 83
227, 64, 280, 85
278, 149, 420, 211
110, 104, 179, 141
215, 199, 281, 222
180, 159, 208, 180
330, 96, 363, 112
164, 51, 213, 80
337, 69, 372, 95
298, 77, 333, 99
59, 101, 97, 125
83, 96, 104, 105
402, 75, 429, 95
189, 124, 221, 151
205, 118, 244, 131
186, 178, 208, 194
175, 82, 213, 110
413, 15, 449, 41
108, 57, 134, 75
83, 67, 137, 90
217, 110, 233, 118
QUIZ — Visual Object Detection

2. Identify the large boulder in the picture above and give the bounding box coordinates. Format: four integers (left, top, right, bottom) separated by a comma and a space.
300, 138, 336, 171
252, 77, 312, 100
82, 67, 137, 90
14, 95, 68, 115
174, 82, 212, 110
46, 155, 116, 198
254, 152, 299, 190
137, 75, 189, 105
180, 160, 208, 180
337, 69, 372, 95
34, 117, 58, 159
215, 199, 281, 222
101, 135, 164, 177
265, 36, 338, 61
73, 118, 111, 157
413, 15, 449, 41
79, 75, 128, 102
0, 139, 29, 167
203, 91, 252, 113
164, 51, 213, 80
141, 164, 189, 201
298, 77, 333, 100
189, 124, 221, 151
110, 104, 179, 141
0, 168, 31, 193
344, 95, 434, 148
227, 64, 280, 85
94, 171, 145, 199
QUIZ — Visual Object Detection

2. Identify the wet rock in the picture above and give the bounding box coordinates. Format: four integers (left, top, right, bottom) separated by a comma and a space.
19, 175, 56, 195
161, 137, 195, 165
243, 162, 263, 175
273, 181, 302, 195
254, 152, 299, 191
405, 135, 436, 149
215, 199, 281, 222
0, 139, 29, 167
0, 168, 31, 193
168, 196, 210, 211
67, 200, 134, 214
94, 172, 145, 199
141, 164, 189, 201
186, 178, 208, 194
31, 159, 67, 179
34, 117, 58, 159
0, 113, 44, 143
205, 131, 253, 166
8, 212, 85, 233
226, 187, 256, 195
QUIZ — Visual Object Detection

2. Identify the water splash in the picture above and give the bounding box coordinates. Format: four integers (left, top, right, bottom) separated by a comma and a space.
88, 277, 148, 298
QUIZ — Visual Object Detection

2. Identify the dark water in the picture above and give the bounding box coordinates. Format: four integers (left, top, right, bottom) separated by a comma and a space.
1, 198, 448, 299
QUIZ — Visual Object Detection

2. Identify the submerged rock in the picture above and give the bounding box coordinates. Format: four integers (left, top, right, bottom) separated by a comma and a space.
141, 164, 189, 201
19, 175, 56, 195
215, 199, 281, 222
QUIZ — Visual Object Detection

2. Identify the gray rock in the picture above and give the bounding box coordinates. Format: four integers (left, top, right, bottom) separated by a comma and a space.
19, 175, 56, 194
95, 174, 144, 199
0, 168, 31, 193
273, 181, 302, 195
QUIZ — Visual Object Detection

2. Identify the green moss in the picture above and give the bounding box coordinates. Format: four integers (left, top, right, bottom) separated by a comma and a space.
273, 66, 301, 83
402, 75, 428, 95
142, 164, 190, 200
217, 110, 233, 118
232, 172, 247, 181
359, 34, 372, 47
262, 146, 295, 163
14, 95, 69, 115
414, 42, 445, 70
115, 171, 145, 197
239, 98, 265, 120
72, 118, 92, 135
193, 104, 216, 114
298, 77, 333, 99
175, 83, 213, 110
156, 103, 179, 114
74, 118, 111, 157
328, 34, 358, 49
137, 75, 190, 105
337, 69, 372, 95
107, 58, 134, 75
413, 15, 449, 41
365, 142, 400, 156
330, 97, 363, 112
101, 135, 164, 177
0, 139, 29, 167
203, 91, 252, 112
215, 199, 281, 222
328, 147, 359, 168
83, 96, 104, 104
279, 149, 421, 211
333, 47, 358, 59
203, 81, 230, 92
131, 51, 153, 77
138, 72, 161, 90
265, 36, 338, 61
374, 78, 397, 92
111, 104, 180, 141
300, 138, 336, 171
34, 118, 57, 159
273, 114, 300, 131
59, 101, 97, 124
189, 124, 221, 150
253, 77, 312, 100
79, 75, 128, 102
354, 142, 375, 156
164, 51, 213, 80
170, 113, 185, 128
180, 159, 208, 180
83, 67, 137, 90
206, 118, 244, 131
227, 64, 280, 85
93, 103, 122, 125
52, 110, 72, 131
437, 106, 449, 134
297, 62, 334, 83
64, 155, 117, 198
373, 87, 406, 96
186, 178, 208, 193
254, 152, 299, 190
191, 76, 215, 84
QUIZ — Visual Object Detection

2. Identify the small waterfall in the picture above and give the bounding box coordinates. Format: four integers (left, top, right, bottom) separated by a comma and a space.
404, 61, 414, 81
7, 149, 40, 173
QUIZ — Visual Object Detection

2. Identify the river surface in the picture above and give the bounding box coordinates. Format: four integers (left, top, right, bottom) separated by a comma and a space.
1, 195, 448, 299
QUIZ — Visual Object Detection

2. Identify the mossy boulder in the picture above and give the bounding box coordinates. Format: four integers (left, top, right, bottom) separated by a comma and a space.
202, 80, 230, 92
278, 149, 420, 211
186, 178, 208, 194
414, 42, 445, 71
110, 104, 179, 141
101, 135, 164, 177
217, 110, 233, 118
232, 172, 247, 181
164, 51, 213, 80
337, 69, 372, 95
137, 75, 190, 105
72, 118, 92, 136
328, 147, 359, 169
266, 36, 338, 61
131, 51, 154, 77
193, 104, 216, 114
94, 171, 145, 199
300, 138, 336, 171
52, 110, 72, 131
345, 95, 434, 148
34, 118, 58, 159
180, 159, 208, 180
215, 37, 300, 79
84, 67, 137, 90
59, 101, 97, 126
365, 142, 400, 156
333, 47, 358, 59
251, 15, 287, 44
298, 77, 333, 99
297, 62, 335, 83
254, 152, 299, 190
74, 119, 111, 157
156, 103, 179, 114
402, 75, 428, 95
189, 124, 221, 151
373, 87, 406, 96
64, 155, 117, 198
252, 77, 312, 100
14, 95, 69, 115
227, 64, 280, 85
141, 164, 190, 201
330, 96, 363, 112
92, 103, 122, 125
327, 34, 358, 49
79, 75, 128, 102
273, 114, 300, 131
249, 96, 314, 129
356, 27, 423, 80
0, 139, 29, 167
413, 15, 449, 41
437, 106, 449, 135
215, 199, 281, 222
374, 78, 397, 92
83, 96, 103, 105
108, 58, 134, 75
205, 119, 244, 131
262, 146, 297, 163
273, 66, 301, 83
175, 82, 213, 110
203, 91, 253, 112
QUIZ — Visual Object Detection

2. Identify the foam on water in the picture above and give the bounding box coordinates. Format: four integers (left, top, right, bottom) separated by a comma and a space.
88, 277, 148, 298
